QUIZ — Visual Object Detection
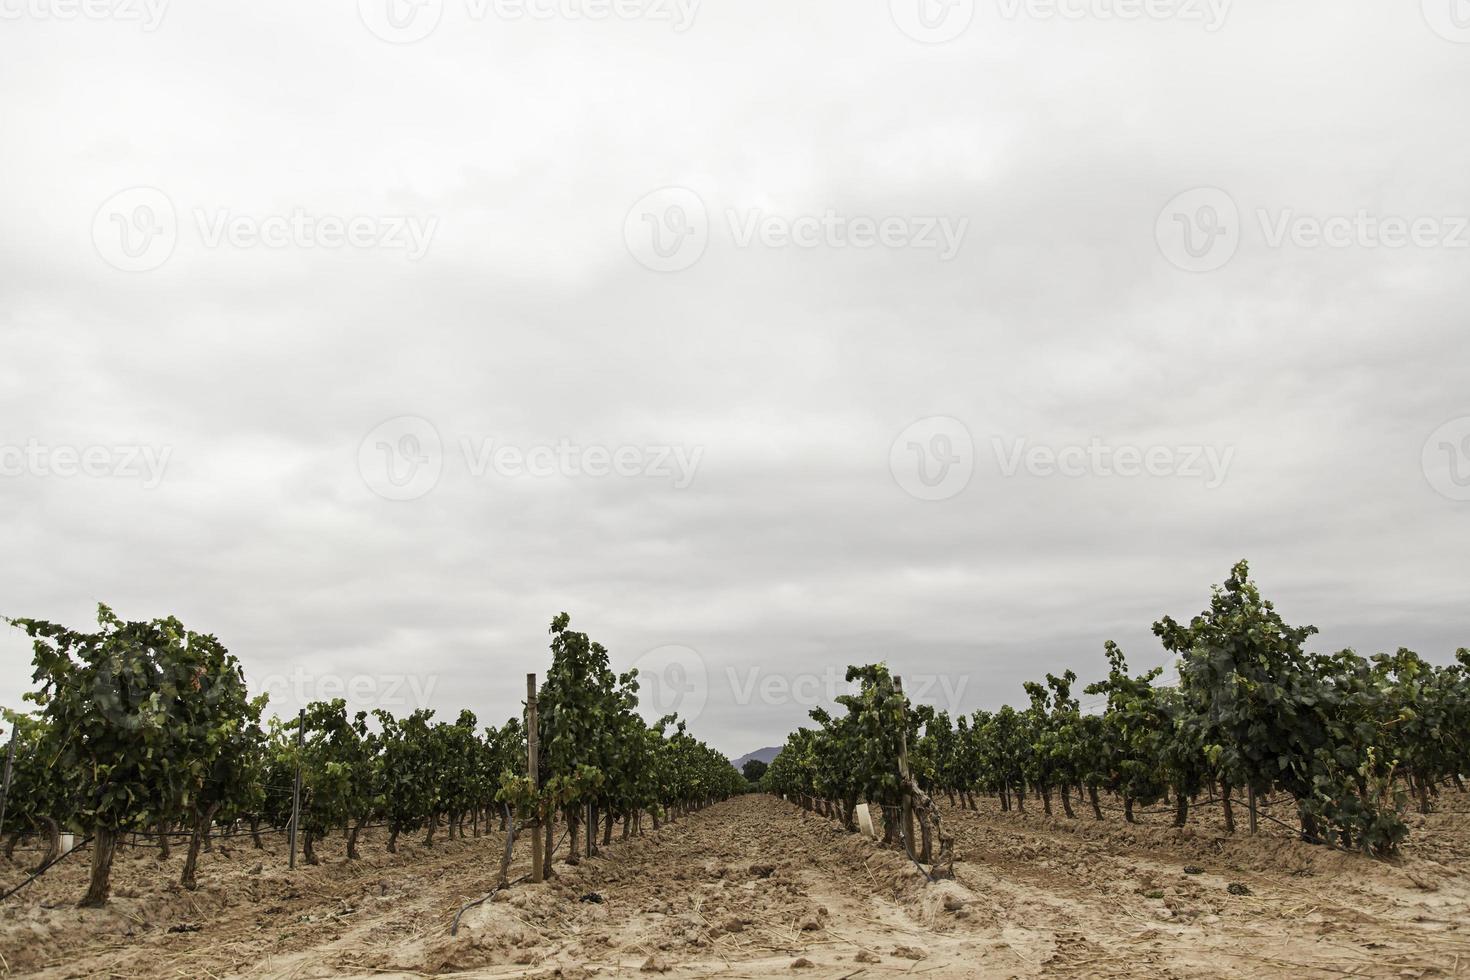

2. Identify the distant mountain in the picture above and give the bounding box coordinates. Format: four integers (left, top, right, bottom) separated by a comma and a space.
731, 746, 782, 770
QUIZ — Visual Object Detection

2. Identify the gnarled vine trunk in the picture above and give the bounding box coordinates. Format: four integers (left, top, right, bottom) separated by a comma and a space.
182, 802, 220, 890
347, 816, 367, 859
79, 825, 117, 908
34, 816, 61, 873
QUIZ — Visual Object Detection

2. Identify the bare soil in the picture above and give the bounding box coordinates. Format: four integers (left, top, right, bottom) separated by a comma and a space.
2, 792, 1467, 978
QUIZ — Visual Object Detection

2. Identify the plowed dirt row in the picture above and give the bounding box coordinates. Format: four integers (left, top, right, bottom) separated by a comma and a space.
3, 793, 1467, 978
938, 792, 1470, 978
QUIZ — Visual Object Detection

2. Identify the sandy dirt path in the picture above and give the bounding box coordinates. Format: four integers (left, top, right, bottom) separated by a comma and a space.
3, 793, 1467, 978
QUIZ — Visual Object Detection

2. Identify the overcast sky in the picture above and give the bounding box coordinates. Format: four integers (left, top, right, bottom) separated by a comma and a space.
2, 0, 1468, 759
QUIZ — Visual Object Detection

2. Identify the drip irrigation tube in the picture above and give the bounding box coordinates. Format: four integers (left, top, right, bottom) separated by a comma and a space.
451, 822, 567, 937
0, 835, 94, 902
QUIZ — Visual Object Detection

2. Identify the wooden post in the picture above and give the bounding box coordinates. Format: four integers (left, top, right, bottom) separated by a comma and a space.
1247, 784, 1259, 835
894, 677, 916, 861
289, 709, 305, 871
0, 719, 17, 838
527, 674, 543, 884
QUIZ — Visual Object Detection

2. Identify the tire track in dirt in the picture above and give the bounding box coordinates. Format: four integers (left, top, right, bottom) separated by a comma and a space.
412, 795, 1009, 978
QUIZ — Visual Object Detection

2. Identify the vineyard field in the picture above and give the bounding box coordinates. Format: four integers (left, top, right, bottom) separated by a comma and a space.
3, 792, 1468, 978
3, 568, 1467, 977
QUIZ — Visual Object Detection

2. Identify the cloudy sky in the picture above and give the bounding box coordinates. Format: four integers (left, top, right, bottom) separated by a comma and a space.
2, 0, 1467, 759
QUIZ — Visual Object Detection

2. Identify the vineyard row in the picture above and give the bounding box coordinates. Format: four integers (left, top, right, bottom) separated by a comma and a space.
1, 610, 746, 907
764, 561, 1470, 858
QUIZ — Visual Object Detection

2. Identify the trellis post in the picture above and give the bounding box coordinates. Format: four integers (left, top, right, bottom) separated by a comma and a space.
527, 674, 543, 884
289, 709, 305, 870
